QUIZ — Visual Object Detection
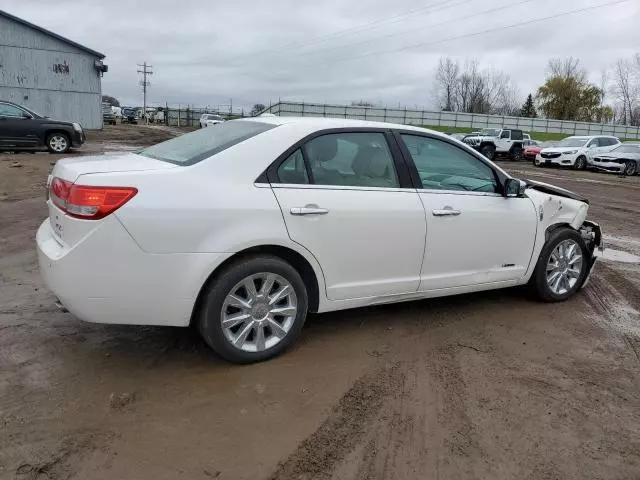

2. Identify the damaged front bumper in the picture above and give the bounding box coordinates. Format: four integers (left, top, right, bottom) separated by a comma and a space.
580, 220, 603, 288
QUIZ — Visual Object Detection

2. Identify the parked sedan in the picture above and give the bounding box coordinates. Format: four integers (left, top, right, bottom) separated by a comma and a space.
589, 143, 639, 175
199, 114, 225, 128
37, 117, 602, 363
524, 142, 542, 161
0, 100, 85, 153
535, 135, 620, 169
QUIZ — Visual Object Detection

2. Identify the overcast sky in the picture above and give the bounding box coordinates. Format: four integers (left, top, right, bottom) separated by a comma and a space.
4, 0, 639, 110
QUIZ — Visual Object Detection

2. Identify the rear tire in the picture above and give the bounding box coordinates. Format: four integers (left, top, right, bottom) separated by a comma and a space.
574, 156, 586, 170
46, 133, 70, 153
480, 144, 496, 161
529, 228, 589, 302
510, 145, 523, 162
198, 255, 308, 364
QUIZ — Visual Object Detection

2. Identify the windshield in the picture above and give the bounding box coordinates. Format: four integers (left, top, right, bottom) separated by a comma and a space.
480, 128, 499, 136
557, 137, 588, 147
138, 120, 276, 165
611, 144, 640, 154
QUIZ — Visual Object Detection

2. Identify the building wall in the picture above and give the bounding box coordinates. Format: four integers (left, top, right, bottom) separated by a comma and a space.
0, 15, 103, 128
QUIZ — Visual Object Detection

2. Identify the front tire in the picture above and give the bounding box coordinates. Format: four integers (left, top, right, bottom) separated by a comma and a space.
198, 255, 308, 363
510, 145, 523, 162
46, 133, 70, 153
529, 228, 589, 302
574, 156, 587, 170
624, 160, 638, 176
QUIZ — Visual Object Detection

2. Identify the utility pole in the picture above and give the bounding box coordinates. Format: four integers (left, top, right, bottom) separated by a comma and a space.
137, 62, 153, 124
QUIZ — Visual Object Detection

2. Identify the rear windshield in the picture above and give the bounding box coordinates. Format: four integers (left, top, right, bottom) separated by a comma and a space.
138, 121, 276, 165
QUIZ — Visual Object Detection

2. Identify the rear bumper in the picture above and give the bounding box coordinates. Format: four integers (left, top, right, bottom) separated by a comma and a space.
36, 216, 231, 327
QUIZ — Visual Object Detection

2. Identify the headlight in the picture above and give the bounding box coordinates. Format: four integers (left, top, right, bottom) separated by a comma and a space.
562, 150, 578, 155
72, 122, 82, 133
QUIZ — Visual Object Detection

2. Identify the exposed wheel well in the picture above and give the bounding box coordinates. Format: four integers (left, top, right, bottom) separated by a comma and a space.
190, 245, 321, 326
545, 223, 573, 241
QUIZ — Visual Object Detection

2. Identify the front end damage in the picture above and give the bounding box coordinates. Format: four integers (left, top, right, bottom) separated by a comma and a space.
579, 220, 603, 287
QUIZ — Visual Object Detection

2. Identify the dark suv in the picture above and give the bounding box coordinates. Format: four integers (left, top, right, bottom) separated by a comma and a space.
0, 100, 85, 153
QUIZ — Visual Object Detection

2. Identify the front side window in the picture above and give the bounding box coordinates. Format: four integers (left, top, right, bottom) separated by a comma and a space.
500, 130, 510, 139
0, 103, 24, 117
588, 138, 602, 148
138, 121, 275, 165
401, 135, 498, 193
302, 132, 399, 188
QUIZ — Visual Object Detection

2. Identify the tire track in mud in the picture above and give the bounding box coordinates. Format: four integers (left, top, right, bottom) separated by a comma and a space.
268, 363, 404, 480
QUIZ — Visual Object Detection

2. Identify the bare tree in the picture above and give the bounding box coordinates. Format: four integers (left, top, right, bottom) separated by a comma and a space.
434, 57, 460, 111
612, 58, 634, 124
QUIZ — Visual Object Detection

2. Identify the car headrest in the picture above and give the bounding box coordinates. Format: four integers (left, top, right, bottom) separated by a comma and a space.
307, 135, 338, 163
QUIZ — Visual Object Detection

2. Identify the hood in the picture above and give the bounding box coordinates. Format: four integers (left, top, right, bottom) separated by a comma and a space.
540, 146, 584, 153
525, 179, 588, 204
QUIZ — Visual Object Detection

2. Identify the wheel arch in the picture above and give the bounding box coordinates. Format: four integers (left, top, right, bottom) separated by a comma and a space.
45, 129, 71, 144
189, 244, 322, 326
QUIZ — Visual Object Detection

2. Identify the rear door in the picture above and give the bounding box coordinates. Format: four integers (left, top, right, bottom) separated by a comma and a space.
396, 133, 537, 290
269, 130, 427, 301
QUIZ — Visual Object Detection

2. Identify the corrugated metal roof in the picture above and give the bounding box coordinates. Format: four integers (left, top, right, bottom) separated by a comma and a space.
0, 9, 105, 58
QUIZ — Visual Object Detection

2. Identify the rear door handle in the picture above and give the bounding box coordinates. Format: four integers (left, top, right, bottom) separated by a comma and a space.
432, 207, 461, 216
290, 206, 329, 216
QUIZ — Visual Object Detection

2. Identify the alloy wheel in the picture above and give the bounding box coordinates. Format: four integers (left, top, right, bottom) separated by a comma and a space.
624, 161, 637, 176
49, 135, 68, 152
221, 273, 297, 352
546, 239, 584, 295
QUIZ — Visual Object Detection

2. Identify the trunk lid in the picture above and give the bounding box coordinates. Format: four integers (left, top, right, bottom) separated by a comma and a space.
53, 152, 176, 183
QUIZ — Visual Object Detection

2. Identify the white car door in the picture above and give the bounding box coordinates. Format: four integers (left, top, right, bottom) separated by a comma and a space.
397, 133, 538, 291
494, 130, 512, 153
269, 131, 426, 301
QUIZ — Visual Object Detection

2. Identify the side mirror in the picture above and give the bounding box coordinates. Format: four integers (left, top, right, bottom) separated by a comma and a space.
22, 112, 32, 119
504, 178, 525, 198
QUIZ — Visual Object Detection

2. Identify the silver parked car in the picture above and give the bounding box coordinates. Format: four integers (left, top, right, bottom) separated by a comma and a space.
590, 143, 640, 175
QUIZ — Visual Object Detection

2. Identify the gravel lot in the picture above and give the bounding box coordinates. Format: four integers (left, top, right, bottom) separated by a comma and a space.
1, 126, 639, 480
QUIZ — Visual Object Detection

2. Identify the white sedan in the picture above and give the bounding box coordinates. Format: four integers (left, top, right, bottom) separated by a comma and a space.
199, 114, 225, 128
37, 117, 602, 363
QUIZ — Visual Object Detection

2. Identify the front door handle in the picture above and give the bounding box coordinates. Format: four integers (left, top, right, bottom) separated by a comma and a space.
432, 207, 461, 216
290, 206, 329, 216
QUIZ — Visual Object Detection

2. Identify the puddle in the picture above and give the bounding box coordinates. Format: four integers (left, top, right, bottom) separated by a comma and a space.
596, 248, 640, 264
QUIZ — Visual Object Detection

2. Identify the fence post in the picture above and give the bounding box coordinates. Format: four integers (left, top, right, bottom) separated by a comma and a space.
178, 105, 181, 127
545, 117, 549, 134
403, 107, 407, 125
364, 107, 367, 121
323, 103, 326, 118
384, 108, 387, 122
301, 102, 305, 117
421, 109, 425, 126
438, 110, 442, 127
344, 106, 347, 119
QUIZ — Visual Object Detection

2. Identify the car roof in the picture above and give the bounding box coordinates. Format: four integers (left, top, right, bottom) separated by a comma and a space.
237, 115, 443, 135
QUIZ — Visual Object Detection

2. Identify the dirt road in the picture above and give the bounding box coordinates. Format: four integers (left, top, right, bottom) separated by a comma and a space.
1, 131, 639, 479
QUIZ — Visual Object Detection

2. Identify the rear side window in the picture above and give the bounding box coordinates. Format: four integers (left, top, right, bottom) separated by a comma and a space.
277, 149, 309, 184
302, 132, 400, 188
138, 121, 275, 165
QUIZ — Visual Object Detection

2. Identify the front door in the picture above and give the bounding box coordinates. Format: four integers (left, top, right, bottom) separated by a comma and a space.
0, 103, 38, 147
397, 133, 537, 290
270, 131, 426, 301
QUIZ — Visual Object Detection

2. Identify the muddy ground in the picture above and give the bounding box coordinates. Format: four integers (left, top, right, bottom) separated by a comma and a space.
1, 127, 639, 480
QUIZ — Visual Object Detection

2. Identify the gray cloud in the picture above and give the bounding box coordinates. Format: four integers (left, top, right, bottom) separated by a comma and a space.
3, 0, 639, 110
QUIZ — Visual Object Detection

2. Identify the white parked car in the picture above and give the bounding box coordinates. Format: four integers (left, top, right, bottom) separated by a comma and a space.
199, 114, 225, 128
535, 135, 620, 169
37, 117, 602, 363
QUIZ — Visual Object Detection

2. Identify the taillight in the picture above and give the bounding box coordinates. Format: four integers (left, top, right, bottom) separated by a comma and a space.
49, 177, 137, 220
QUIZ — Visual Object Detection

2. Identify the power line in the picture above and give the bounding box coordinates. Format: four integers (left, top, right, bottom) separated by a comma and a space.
280, 0, 534, 63
292, 0, 630, 69
137, 62, 153, 124
193, 0, 478, 66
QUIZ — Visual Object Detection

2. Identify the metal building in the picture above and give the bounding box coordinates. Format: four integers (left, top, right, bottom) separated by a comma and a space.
0, 10, 107, 129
